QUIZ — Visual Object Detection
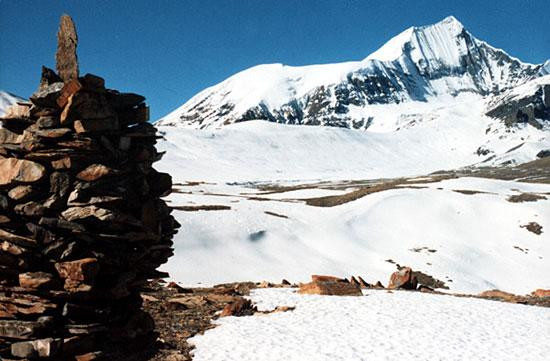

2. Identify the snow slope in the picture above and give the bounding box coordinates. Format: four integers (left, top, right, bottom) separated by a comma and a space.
189, 288, 550, 361
160, 176, 550, 295
157, 94, 550, 183
0, 90, 25, 117
157, 16, 544, 129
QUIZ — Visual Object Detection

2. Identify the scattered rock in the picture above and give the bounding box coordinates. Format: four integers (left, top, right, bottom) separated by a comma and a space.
507, 192, 547, 203
220, 298, 257, 317
536, 149, 550, 158
478, 290, 521, 303
388, 267, 418, 290
311, 275, 347, 283
531, 289, 550, 298
521, 222, 543, 235
299, 280, 362, 296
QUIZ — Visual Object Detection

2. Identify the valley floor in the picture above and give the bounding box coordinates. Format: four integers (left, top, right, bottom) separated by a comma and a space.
158, 161, 550, 295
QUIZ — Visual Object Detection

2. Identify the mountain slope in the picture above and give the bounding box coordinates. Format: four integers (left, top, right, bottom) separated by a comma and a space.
0, 91, 25, 117
157, 16, 545, 130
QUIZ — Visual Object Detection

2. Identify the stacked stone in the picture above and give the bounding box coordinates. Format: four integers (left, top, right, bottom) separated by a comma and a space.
0, 15, 178, 360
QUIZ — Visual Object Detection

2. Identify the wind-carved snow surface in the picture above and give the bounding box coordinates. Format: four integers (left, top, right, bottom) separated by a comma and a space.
0, 91, 24, 117
189, 288, 550, 361
157, 16, 544, 129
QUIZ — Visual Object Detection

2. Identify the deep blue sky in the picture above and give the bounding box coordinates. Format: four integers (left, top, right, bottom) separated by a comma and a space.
1, 0, 548, 120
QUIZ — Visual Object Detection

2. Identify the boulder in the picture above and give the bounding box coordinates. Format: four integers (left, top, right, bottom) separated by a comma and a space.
56, 14, 79, 82
299, 281, 362, 296
220, 298, 257, 317
388, 267, 418, 290
537, 149, 550, 158
0, 158, 46, 186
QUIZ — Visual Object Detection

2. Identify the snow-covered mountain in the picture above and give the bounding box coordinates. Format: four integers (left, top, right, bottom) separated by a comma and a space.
157, 16, 547, 130
0, 91, 25, 117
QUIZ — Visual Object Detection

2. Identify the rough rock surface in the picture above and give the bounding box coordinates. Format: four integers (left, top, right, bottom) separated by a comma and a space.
0, 15, 178, 360
56, 15, 79, 82
388, 267, 418, 290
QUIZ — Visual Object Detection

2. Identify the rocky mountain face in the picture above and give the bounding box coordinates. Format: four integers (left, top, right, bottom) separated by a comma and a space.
487, 76, 550, 129
157, 16, 548, 130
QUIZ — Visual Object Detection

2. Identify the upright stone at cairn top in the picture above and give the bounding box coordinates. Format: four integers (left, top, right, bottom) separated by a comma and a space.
56, 14, 79, 82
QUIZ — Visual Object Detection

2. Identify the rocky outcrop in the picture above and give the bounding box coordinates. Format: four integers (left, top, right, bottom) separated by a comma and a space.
486, 80, 550, 129
388, 267, 418, 290
0, 15, 178, 360
299, 276, 362, 296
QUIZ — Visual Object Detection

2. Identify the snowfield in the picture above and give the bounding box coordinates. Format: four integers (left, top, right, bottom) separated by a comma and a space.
189, 288, 550, 361
158, 159, 550, 294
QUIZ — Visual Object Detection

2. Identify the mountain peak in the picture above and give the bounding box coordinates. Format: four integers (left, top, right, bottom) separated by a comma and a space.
366, 15, 465, 62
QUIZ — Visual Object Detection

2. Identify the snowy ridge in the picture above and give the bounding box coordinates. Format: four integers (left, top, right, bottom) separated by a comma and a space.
157, 16, 544, 130
0, 90, 25, 117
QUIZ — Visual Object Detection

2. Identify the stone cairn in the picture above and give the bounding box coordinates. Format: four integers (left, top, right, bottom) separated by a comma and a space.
0, 15, 178, 360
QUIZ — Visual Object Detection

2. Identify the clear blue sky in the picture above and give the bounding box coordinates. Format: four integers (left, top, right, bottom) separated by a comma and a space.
1, 0, 548, 120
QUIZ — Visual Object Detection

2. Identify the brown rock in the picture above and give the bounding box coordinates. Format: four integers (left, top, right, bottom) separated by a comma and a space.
311, 275, 347, 283
0, 158, 46, 186
168, 296, 207, 309
60, 91, 115, 124
8, 185, 34, 201
57, 78, 83, 108
357, 276, 371, 289
19, 272, 54, 289
0, 229, 37, 247
0, 319, 46, 339
56, 14, 79, 82
220, 298, 256, 317
14, 201, 46, 217
11, 338, 61, 358
388, 267, 418, 290
349, 276, 360, 286
298, 281, 362, 296
33, 128, 72, 139
55, 258, 99, 291
0, 128, 23, 144
479, 290, 520, 302
531, 289, 550, 297
51, 156, 73, 169
81, 73, 105, 90
39, 66, 63, 90
76, 164, 112, 181
373, 281, 385, 289
30, 82, 64, 107
61, 206, 113, 222
73, 118, 120, 133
